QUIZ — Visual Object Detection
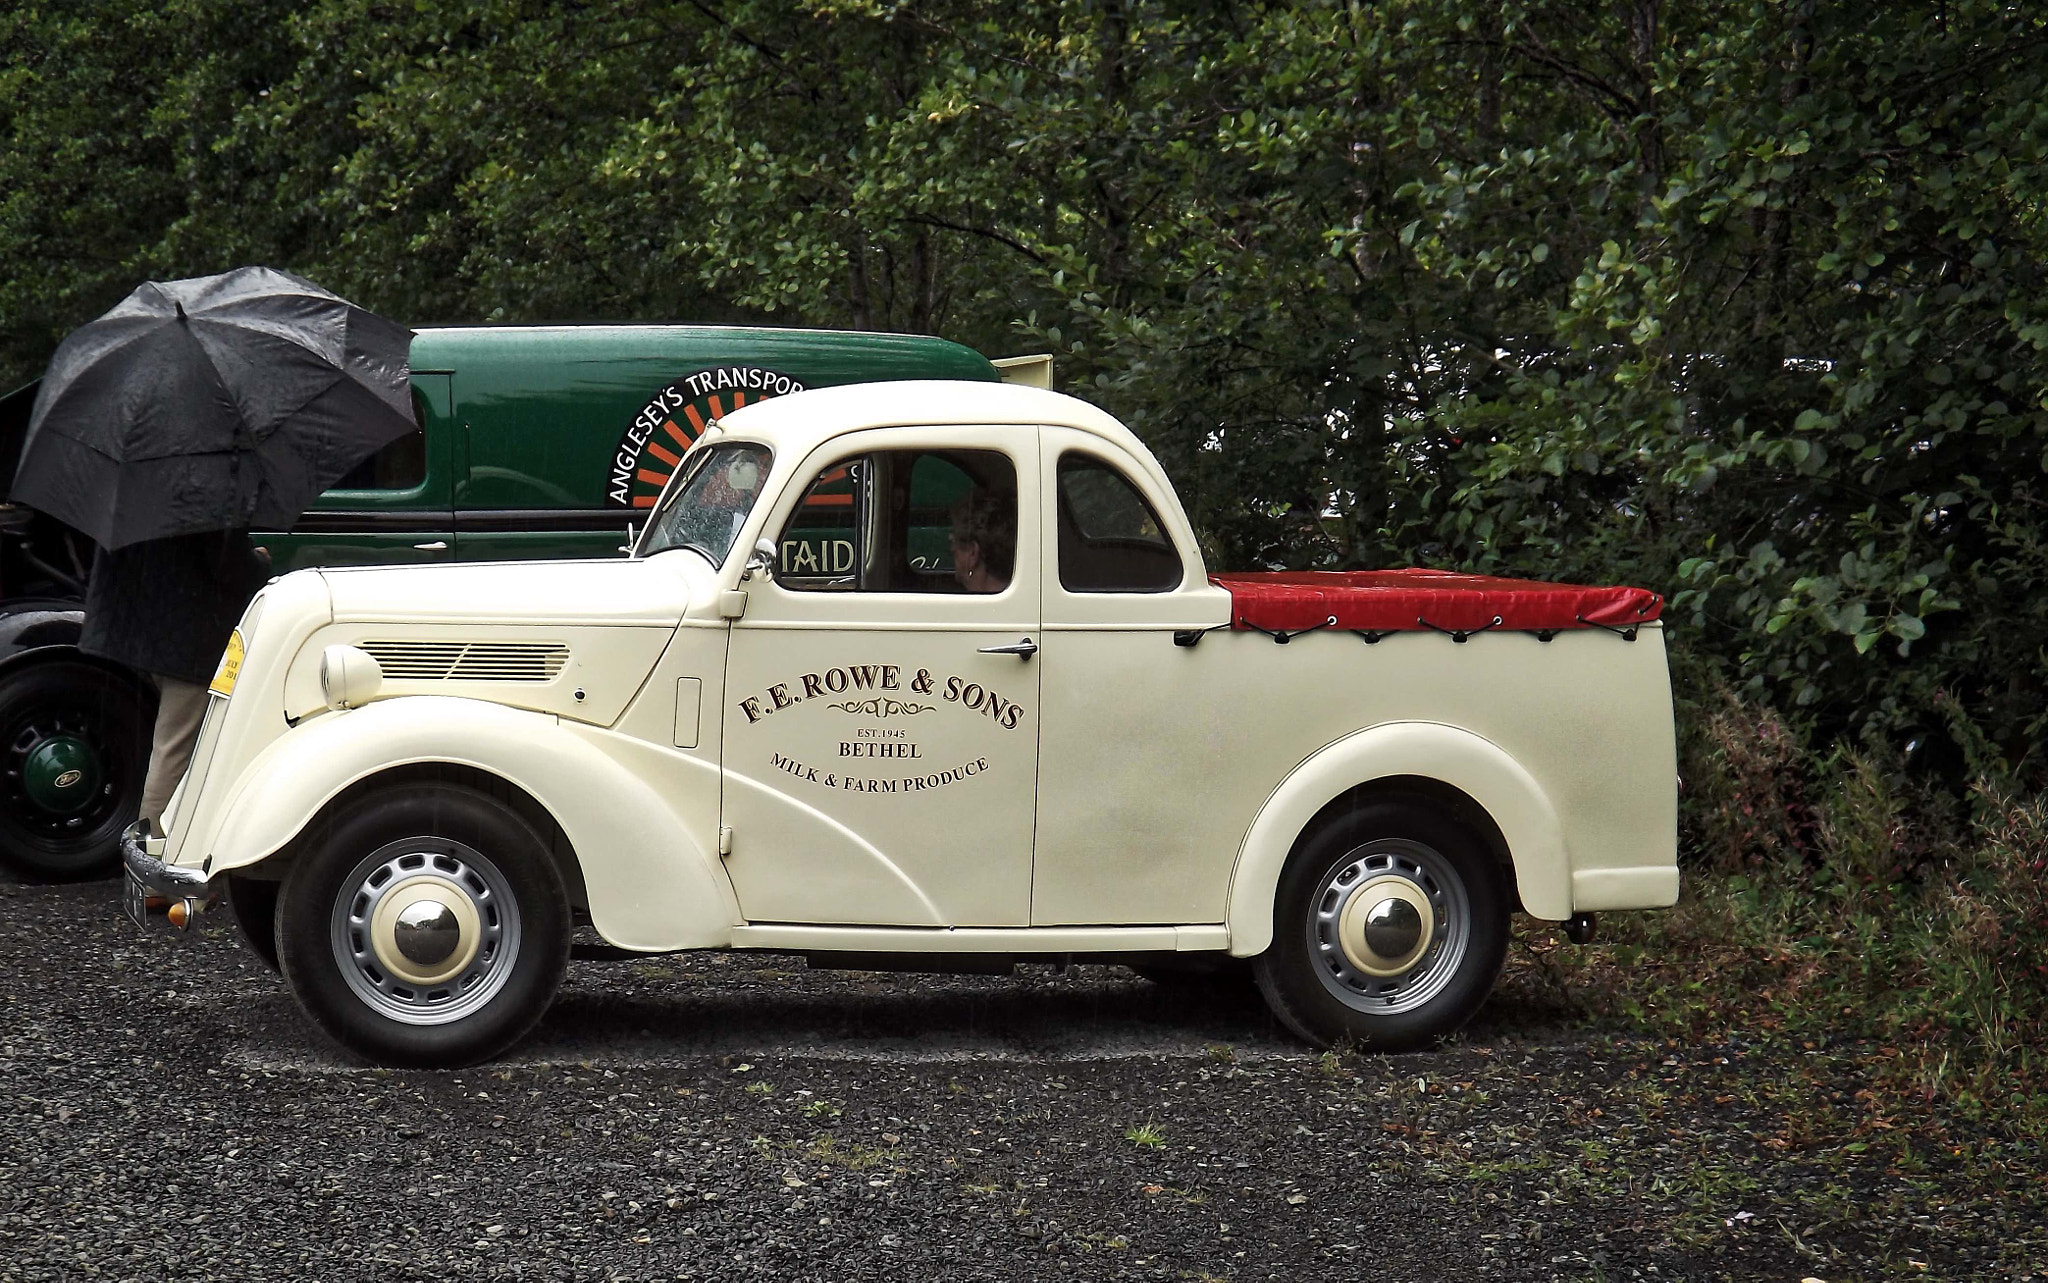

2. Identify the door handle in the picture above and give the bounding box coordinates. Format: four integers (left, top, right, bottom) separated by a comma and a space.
413, 541, 449, 551
977, 637, 1037, 659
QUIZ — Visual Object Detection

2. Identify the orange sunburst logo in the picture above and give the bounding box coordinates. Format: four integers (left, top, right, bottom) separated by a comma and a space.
608, 366, 806, 508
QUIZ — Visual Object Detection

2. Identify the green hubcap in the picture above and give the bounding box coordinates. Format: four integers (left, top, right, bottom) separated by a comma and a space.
23, 735, 99, 816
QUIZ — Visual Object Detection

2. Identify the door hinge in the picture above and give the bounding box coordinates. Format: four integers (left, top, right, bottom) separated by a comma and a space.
717, 589, 748, 619
718, 826, 733, 857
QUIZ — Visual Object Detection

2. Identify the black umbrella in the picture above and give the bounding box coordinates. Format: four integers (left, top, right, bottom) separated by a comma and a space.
8, 266, 414, 549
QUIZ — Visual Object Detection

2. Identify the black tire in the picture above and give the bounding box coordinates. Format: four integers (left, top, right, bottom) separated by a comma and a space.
223, 874, 281, 973
275, 784, 570, 1068
0, 659, 153, 880
1253, 799, 1509, 1051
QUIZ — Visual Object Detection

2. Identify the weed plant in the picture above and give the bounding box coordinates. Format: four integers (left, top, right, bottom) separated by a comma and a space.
1532, 680, 2048, 1129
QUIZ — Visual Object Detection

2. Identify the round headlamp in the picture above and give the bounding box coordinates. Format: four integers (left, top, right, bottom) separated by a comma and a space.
320, 645, 384, 711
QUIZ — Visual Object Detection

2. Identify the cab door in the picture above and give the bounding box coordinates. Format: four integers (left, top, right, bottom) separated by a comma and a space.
719, 426, 1042, 927
1030, 427, 1233, 925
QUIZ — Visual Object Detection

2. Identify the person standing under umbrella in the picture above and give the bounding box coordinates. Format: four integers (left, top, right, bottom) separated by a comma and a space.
77, 532, 271, 831
10, 266, 417, 840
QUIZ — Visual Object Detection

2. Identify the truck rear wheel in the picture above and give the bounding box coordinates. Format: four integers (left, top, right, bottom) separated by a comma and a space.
0, 660, 151, 880
1254, 800, 1509, 1051
275, 784, 570, 1067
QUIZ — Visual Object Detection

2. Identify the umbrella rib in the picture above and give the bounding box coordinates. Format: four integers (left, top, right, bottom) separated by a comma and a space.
17, 318, 187, 450
256, 364, 349, 435
179, 320, 248, 450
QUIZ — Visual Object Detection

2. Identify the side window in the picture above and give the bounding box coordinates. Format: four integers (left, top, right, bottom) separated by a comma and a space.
1056, 453, 1182, 593
778, 448, 1016, 593
331, 386, 430, 491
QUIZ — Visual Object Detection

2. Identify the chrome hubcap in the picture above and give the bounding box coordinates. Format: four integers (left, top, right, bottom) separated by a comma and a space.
394, 899, 462, 967
1309, 839, 1469, 1015
331, 839, 520, 1025
1360, 894, 1425, 964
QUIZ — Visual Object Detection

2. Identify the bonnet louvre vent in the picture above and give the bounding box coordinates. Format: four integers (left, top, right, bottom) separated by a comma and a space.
358, 640, 569, 683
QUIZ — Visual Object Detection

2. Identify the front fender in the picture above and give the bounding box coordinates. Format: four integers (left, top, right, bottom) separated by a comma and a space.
203, 696, 739, 951
1224, 720, 1570, 957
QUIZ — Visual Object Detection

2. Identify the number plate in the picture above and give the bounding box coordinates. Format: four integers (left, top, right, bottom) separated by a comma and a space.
122, 868, 149, 930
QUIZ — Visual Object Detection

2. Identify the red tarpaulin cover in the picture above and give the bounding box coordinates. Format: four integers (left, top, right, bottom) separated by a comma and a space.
1211, 569, 1663, 634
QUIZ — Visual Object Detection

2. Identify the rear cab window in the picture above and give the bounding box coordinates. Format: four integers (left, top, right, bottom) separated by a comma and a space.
1055, 453, 1181, 593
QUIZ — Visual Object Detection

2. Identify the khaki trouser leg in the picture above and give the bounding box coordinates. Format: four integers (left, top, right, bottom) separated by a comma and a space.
140, 677, 210, 830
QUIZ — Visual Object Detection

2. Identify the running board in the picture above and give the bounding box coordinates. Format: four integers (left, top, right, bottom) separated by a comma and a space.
728, 923, 1229, 955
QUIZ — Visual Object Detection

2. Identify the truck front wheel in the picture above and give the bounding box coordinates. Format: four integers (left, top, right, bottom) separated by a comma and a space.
1254, 800, 1509, 1051
275, 785, 570, 1068
223, 874, 281, 973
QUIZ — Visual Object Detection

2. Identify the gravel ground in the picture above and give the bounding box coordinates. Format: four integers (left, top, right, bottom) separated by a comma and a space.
0, 875, 2042, 1282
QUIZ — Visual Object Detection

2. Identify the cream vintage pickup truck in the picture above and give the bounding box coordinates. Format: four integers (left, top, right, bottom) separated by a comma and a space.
123, 381, 1677, 1067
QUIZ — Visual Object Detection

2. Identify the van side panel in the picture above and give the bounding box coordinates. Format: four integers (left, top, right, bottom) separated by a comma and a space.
261, 327, 1001, 571
426, 327, 1000, 565
259, 373, 457, 576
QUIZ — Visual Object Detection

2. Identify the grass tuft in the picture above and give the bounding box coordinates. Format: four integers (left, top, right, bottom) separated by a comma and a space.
1125, 1122, 1167, 1149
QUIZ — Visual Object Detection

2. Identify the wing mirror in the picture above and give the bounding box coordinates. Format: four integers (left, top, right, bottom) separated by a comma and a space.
741, 537, 778, 582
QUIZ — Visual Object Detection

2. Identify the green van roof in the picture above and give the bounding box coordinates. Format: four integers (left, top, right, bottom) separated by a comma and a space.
410, 324, 996, 381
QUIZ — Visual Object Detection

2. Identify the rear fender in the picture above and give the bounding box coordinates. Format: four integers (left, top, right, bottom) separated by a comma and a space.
0, 604, 86, 669
1225, 720, 1570, 957
201, 696, 737, 951
0, 627, 157, 711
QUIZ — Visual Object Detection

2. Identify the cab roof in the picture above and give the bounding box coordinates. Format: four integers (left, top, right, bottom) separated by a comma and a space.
707, 379, 1173, 495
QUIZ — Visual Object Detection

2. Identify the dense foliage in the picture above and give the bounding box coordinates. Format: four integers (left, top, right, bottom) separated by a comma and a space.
4, 0, 2045, 782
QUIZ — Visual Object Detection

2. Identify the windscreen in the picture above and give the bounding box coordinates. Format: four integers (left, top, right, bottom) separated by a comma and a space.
637, 442, 773, 566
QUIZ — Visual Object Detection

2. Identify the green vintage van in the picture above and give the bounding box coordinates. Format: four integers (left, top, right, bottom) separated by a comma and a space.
0, 325, 1041, 878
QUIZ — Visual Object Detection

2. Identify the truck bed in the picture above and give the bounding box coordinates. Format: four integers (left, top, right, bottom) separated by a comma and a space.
1211, 569, 1662, 636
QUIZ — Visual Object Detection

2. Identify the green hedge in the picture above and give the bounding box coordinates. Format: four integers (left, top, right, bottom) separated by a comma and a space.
5, 0, 2043, 784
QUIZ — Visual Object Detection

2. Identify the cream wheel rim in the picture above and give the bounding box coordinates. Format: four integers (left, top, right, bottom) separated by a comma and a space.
1307, 838, 1470, 1016
330, 838, 521, 1026
1335, 875, 1436, 975
367, 875, 482, 986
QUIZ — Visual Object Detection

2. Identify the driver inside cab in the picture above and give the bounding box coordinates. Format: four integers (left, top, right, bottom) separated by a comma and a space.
949, 490, 1012, 593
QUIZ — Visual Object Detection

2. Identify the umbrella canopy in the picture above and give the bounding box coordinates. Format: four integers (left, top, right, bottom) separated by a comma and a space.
8, 267, 414, 549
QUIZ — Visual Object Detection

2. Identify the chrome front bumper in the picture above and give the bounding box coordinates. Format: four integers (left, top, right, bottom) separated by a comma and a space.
120, 822, 210, 898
